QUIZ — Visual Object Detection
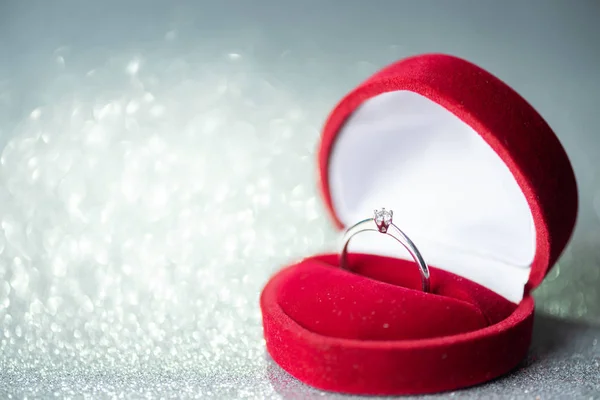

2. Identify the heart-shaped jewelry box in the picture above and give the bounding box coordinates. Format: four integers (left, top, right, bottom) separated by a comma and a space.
260, 53, 578, 395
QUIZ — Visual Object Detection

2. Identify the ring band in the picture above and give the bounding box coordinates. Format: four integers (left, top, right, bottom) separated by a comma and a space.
339, 208, 431, 293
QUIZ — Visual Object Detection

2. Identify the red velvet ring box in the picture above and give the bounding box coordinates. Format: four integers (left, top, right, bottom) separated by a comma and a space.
260, 53, 578, 395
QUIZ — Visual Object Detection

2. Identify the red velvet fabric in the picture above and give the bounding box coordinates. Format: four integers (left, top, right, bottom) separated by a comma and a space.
318, 53, 578, 292
260, 54, 578, 395
261, 254, 532, 395
277, 254, 517, 341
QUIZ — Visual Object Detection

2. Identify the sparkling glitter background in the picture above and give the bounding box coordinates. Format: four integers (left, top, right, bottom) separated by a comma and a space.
0, 1, 599, 399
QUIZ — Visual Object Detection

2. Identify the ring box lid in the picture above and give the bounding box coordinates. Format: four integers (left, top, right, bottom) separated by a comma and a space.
317, 53, 578, 302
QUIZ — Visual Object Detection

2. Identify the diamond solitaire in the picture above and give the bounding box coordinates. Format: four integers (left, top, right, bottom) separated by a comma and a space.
374, 208, 393, 233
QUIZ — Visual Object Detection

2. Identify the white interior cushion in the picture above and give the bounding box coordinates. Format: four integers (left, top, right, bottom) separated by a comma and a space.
329, 91, 536, 303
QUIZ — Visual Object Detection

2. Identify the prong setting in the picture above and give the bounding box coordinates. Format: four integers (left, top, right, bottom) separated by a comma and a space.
373, 208, 393, 233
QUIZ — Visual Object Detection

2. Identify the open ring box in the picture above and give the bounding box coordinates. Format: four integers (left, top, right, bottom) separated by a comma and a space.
260, 54, 578, 395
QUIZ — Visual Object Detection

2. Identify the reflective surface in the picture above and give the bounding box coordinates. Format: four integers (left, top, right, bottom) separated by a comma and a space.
1, 1, 599, 398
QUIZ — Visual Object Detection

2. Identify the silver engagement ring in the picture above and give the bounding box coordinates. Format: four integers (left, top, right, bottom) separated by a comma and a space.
339, 208, 431, 293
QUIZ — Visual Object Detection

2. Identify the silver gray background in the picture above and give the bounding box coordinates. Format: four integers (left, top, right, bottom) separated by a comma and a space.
0, 1, 599, 399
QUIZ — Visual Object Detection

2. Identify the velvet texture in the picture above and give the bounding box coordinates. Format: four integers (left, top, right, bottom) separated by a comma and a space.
276, 255, 517, 341
319, 53, 578, 291
260, 54, 578, 395
261, 254, 531, 395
